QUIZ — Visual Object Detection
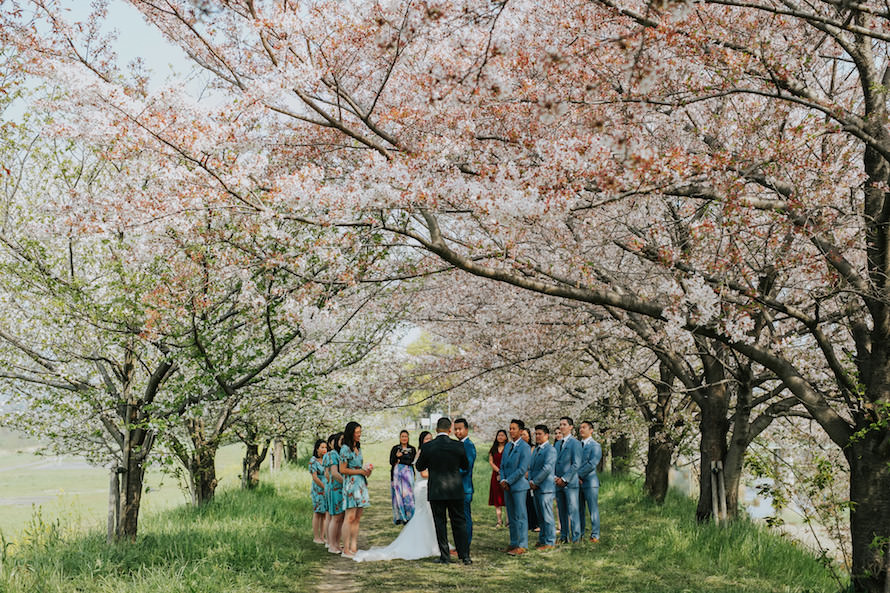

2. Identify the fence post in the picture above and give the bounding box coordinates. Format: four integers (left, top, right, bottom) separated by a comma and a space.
710, 460, 720, 525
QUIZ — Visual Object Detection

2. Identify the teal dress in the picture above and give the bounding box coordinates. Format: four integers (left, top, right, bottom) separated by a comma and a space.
324, 449, 344, 515
310, 457, 326, 513
340, 444, 370, 509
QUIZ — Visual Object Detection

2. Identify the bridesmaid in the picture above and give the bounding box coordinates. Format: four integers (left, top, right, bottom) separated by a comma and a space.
389, 430, 417, 525
488, 429, 508, 527
324, 432, 345, 554
310, 438, 328, 544
340, 421, 372, 558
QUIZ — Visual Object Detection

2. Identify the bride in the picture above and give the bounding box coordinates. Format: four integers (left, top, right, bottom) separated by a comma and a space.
353, 431, 440, 562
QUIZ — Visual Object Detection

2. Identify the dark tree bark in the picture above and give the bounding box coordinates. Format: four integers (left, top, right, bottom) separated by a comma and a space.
610, 434, 631, 474
242, 438, 271, 489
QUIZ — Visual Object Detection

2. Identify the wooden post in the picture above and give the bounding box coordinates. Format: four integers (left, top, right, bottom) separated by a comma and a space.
716, 460, 728, 521
107, 467, 120, 543
710, 461, 720, 525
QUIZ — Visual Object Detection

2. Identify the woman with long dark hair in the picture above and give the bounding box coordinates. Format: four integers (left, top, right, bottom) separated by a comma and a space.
389, 430, 416, 525
339, 421, 372, 557
415, 430, 433, 479
488, 429, 508, 527
324, 432, 345, 554
310, 438, 328, 543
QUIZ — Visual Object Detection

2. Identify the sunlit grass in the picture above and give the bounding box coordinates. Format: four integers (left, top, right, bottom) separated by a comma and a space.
0, 464, 324, 593
0, 438, 844, 593
347, 447, 843, 593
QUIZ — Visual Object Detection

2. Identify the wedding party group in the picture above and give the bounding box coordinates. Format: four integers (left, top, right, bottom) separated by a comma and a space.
307, 415, 602, 564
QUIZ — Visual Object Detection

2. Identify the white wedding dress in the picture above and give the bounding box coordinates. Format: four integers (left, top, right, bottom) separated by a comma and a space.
352, 478, 439, 562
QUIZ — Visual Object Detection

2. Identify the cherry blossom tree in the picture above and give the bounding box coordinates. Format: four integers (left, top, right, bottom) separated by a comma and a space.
5, 0, 890, 588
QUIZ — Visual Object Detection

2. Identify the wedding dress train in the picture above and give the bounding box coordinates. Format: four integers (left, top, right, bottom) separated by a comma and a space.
352, 478, 439, 562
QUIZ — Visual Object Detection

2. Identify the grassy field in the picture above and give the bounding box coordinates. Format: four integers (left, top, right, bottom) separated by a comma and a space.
338, 441, 843, 593
0, 461, 323, 593
0, 437, 844, 593
0, 430, 244, 541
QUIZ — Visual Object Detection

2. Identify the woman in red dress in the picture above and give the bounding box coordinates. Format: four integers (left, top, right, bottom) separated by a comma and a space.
487, 429, 509, 527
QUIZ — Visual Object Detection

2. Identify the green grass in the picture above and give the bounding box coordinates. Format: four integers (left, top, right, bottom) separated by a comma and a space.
0, 442, 244, 540
0, 463, 323, 593
347, 441, 843, 593
0, 438, 845, 593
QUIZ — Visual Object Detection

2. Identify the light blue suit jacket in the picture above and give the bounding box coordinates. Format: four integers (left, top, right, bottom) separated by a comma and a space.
499, 439, 531, 492
578, 438, 602, 488
461, 437, 476, 494
529, 441, 557, 493
554, 436, 582, 488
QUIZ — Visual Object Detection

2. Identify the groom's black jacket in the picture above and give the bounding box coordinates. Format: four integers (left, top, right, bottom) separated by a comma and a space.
416, 434, 469, 500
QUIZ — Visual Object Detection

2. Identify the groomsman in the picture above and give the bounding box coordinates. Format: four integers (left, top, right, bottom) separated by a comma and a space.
554, 416, 582, 543
577, 420, 602, 542
499, 418, 532, 555
529, 424, 557, 549
454, 418, 476, 545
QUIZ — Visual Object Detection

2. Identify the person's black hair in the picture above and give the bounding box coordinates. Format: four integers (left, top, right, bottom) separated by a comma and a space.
327, 432, 343, 452
399, 429, 409, 436
521, 427, 532, 442
560, 416, 574, 427
343, 421, 362, 451
489, 429, 508, 457
454, 418, 469, 429
580, 420, 594, 430
418, 430, 432, 448
436, 416, 452, 431
534, 424, 550, 434
510, 418, 525, 430
313, 438, 326, 458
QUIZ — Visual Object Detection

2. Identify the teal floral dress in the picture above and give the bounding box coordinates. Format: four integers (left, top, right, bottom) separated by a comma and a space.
310, 457, 326, 513
324, 449, 344, 515
340, 444, 370, 509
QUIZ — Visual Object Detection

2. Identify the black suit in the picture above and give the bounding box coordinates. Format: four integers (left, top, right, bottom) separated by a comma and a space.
416, 433, 470, 561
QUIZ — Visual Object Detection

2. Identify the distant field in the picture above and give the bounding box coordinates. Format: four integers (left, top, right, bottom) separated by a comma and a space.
0, 429, 245, 541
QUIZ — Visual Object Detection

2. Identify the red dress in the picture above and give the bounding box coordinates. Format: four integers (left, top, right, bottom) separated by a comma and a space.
488, 448, 505, 506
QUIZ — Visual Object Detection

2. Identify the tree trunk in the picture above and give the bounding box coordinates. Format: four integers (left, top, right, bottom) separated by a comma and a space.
118, 453, 145, 540
241, 439, 270, 489
271, 438, 284, 472
695, 349, 731, 522
644, 424, 675, 504
610, 433, 631, 474
847, 432, 890, 593
191, 443, 219, 506
627, 364, 681, 504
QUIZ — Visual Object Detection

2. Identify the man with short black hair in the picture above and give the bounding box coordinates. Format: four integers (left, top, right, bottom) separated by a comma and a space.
529, 424, 557, 549
499, 419, 531, 555
554, 416, 582, 543
416, 416, 472, 564
453, 417, 476, 545
577, 420, 602, 543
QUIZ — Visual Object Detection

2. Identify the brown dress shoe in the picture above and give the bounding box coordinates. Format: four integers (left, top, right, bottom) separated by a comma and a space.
507, 547, 527, 556
502, 546, 517, 553
537, 545, 555, 550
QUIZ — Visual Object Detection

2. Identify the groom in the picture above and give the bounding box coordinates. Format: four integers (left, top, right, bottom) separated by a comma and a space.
415, 417, 472, 565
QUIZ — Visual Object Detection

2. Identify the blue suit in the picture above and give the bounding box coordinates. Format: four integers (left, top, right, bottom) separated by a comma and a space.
578, 438, 602, 540
529, 441, 557, 546
460, 437, 477, 544
499, 438, 531, 549
554, 436, 582, 542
